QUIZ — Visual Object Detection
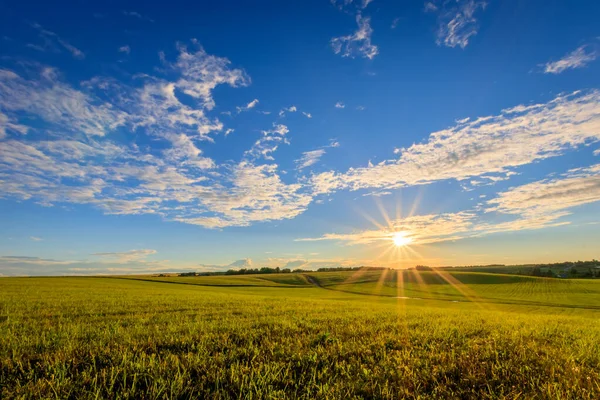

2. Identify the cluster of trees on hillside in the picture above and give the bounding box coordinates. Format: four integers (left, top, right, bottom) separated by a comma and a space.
531, 260, 600, 278
178, 260, 600, 278
439, 260, 600, 279
179, 266, 385, 277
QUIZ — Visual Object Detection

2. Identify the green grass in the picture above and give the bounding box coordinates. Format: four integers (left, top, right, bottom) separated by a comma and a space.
309, 270, 600, 309
123, 273, 311, 287
1, 272, 600, 399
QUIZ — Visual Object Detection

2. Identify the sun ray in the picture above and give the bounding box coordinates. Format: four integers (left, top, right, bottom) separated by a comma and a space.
373, 196, 394, 230
408, 186, 425, 218
373, 268, 389, 296
352, 205, 388, 231
430, 268, 488, 308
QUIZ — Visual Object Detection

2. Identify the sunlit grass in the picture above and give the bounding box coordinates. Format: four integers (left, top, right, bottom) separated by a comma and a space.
1, 275, 599, 398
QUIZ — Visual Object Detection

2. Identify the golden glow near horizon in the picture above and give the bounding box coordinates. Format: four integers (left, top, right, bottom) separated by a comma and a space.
392, 232, 413, 247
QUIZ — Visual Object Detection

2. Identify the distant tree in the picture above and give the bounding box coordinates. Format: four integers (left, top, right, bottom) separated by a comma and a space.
415, 265, 433, 271
531, 267, 542, 276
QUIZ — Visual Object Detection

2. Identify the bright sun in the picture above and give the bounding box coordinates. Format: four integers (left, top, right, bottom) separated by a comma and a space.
392, 232, 413, 247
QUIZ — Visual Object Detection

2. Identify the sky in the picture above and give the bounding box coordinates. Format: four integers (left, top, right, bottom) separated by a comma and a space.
1, 0, 599, 276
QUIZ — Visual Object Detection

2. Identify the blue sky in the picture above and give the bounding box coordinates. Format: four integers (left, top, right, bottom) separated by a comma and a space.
1, 0, 599, 276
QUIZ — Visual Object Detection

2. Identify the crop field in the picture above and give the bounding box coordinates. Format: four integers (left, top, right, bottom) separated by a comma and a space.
1, 271, 600, 399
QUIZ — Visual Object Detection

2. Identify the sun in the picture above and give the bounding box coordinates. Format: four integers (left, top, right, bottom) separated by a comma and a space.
392, 232, 413, 247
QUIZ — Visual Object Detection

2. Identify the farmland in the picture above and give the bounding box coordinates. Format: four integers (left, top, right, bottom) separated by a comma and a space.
1, 270, 600, 399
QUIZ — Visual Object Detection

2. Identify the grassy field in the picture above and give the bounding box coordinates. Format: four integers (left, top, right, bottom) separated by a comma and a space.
1, 271, 600, 399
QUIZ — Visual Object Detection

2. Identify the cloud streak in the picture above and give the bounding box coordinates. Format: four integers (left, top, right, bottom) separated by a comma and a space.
295, 140, 340, 171
311, 90, 600, 194
92, 249, 157, 262
331, 14, 378, 59
426, 0, 487, 49
542, 45, 598, 74
301, 165, 600, 247
0, 42, 313, 229
30, 23, 85, 59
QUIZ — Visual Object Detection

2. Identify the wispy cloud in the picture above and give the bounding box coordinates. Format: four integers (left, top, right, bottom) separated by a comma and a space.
296, 212, 477, 245
335, 101, 345, 108
0, 111, 28, 138
302, 165, 600, 246
331, 0, 374, 11
29, 236, 43, 241
296, 149, 326, 171
295, 140, 340, 171
198, 258, 254, 271
541, 45, 598, 74
245, 123, 290, 161
310, 90, 600, 194
236, 98, 259, 113
302, 111, 312, 118
331, 14, 379, 59
122, 10, 154, 22
278, 105, 297, 117
426, 0, 487, 49
486, 164, 600, 219
118, 45, 131, 55
0, 254, 190, 276
92, 249, 157, 262
0, 41, 313, 229
29, 23, 85, 59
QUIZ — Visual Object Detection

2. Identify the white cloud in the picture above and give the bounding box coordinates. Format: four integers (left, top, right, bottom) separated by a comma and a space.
236, 98, 259, 113
199, 258, 254, 270
263, 256, 364, 271
245, 123, 290, 161
427, 0, 487, 49
335, 101, 345, 108
278, 105, 298, 117
297, 212, 477, 245
30, 23, 85, 59
303, 165, 600, 247
0, 111, 28, 138
0, 254, 194, 276
175, 162, 313, 228
542, 45, 598, 74
302, 112, 312, 118
331, 0, 374, 11
0, 43, 315, 230
296, 149, 326, 170
29, 236, 43, 241
356, 105, 366, 111
118, 45, 131, 54
331, 14, 379, 59
362, 190, 392, 197
424, 2, 438, 12
122, 10, 154, 22
0, 68, 127, 137
594, 148, 600, 156
486, 164, 600, 218
391, 17, 400, 29
311, 90, 600, 194
295, 140, 341, 171
92, 249, 157, 262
